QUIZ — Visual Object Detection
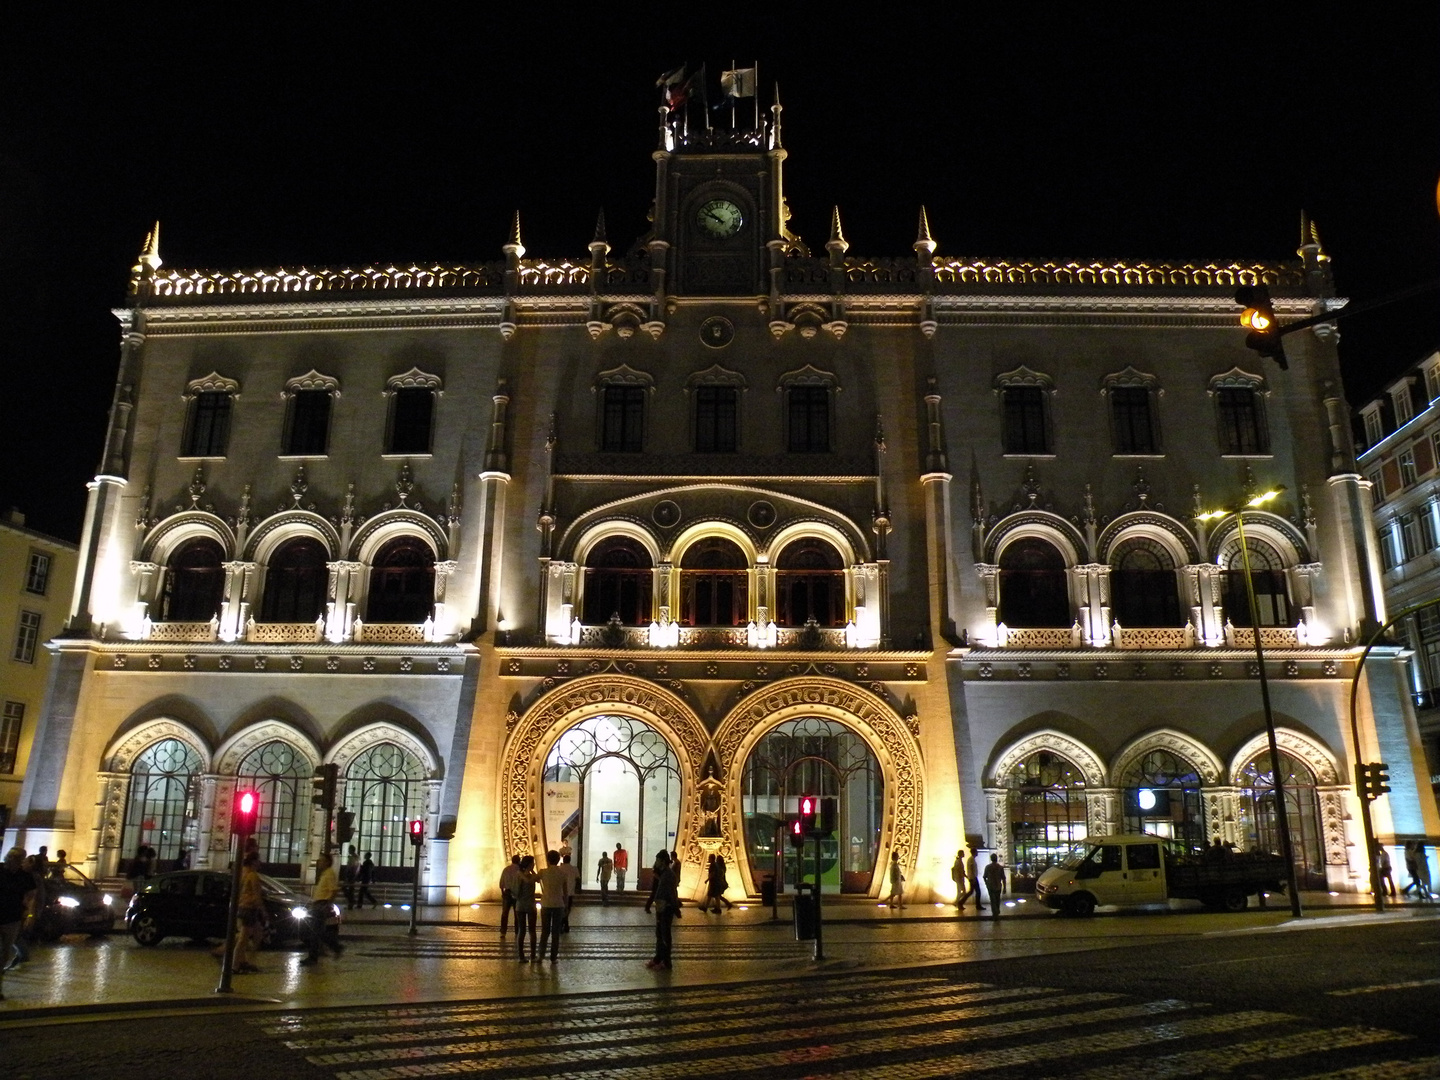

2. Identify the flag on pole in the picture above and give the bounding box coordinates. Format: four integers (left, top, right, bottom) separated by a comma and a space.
720, 67, 757, 99
657, 65, 687, 111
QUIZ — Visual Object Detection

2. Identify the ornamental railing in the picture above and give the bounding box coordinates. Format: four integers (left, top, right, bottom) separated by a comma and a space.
145, 620, 218, 643
1113, 625, 1195, 650
996, 624, 1084, 648
354, 621, 429, 644
1225, 625, 1302, 648
245, 619, 324, 644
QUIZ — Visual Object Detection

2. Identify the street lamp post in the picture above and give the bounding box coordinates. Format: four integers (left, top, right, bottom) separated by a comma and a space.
1198, 489, 1303, 918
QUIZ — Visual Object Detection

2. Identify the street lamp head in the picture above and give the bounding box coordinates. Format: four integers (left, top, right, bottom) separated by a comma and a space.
1196, 485, 1288, 521
1247, 486, 1285, 507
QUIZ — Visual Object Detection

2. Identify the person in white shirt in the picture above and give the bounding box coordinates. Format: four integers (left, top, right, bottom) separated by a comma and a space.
498, 854, 523, 937
536, 851, 570, 961
560, 854, 581, 931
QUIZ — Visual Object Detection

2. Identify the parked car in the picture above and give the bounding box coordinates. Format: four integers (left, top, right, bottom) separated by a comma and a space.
34, 865, 118, 939
125, 869, 329, 947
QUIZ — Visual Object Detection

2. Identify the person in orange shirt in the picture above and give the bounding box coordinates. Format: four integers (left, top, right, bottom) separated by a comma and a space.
613, 844, 629, 892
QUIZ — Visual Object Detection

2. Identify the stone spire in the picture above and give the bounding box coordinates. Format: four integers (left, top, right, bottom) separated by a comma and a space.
137, 221, 162, 271
826, 206, 849, 256
504, 211, 525, 258
591, 209, 609, 252
1297, 210, 1333, 298
914, 206, 937, 257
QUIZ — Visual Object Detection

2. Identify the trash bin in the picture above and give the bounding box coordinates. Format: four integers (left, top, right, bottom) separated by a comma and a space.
793, 882, 818, 940
760, 874, 776, 908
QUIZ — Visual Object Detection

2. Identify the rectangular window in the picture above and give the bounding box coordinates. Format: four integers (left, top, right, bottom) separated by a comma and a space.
787, 387, 831, 453
1421, 503, 1438, 552
601, 386, 645, 452
184, 391, 232, 457
1002, 387, 1050, 454
1216, 388, 1268, 455
284, 390, 332, 455
1363, 410, 1384, 447
1379, 527, 1398, 571
1400, 448, 1418, 487
1401, 513, 1422, 561
24, 551, 51, 596
0, 701, 21, 773
694, 387, 738, 452
12, 610, 41, 663
1393, 388, 1413, 426
387, 388, 434, 455
1110, 387, 1157, 454
1426, 366, 1440, 404
1368, 470, 1385, 503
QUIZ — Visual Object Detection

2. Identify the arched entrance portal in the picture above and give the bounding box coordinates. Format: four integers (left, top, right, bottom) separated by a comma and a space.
739, 717, 882, 894
542, 715, 682, 890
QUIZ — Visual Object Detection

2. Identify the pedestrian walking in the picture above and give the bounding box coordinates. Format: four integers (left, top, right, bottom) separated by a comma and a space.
342, 849, 359, 908
537, 850, 570, 962
960, 847, 980, 910
560, 854, 580, 932
300, 853, 344, 965
613, 843, 629, 892
355, 852, 379, 908
701, 854, 734, 913
646, 850, 678, 970
0, 848, 36, 999
499, 854, 523, 934
983, 853, 1006, 919
645, 849, 668, 914
886, 851, 905, 908
596, 851, 613, 904
1415, 843, 1434, 901
128, 844, 154, 895
515, 855, 538, 961
232, 852, 266, 973
1377, 847, 1397, 899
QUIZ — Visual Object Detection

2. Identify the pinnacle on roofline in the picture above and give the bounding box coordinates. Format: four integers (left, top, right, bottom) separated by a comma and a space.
137, 221, 162, 271
915, 206, 937, 255
1298, 210, 1329, 262
593, 209, 608, 245
504, 211, 525, 256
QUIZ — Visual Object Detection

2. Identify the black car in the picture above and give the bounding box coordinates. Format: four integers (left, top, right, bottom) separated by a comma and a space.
125, 869, 330, 947
34, 865, 118, 939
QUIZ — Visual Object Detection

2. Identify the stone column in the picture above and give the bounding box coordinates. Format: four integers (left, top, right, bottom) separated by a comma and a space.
975, 563, 1000, 646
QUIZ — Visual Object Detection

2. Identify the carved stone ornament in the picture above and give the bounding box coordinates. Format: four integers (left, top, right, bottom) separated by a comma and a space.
1113, 729, 1224, 786
989, 729, 1107, 788
652, 500, 681, 529
103, 717, 211, 774
183, 371, 240, 401
699, 316, 735, 349
282, 369, 341, 397
383, 367, 443, 395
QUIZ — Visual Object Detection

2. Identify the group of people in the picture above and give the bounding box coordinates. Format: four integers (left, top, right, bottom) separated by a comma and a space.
948, 847, 1008, 918
498, 848, 584, 962
1377, 841, 1434, 901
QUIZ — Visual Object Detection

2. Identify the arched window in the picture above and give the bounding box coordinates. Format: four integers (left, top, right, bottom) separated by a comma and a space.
236, 740, 310, 872
1110, 538, 1182, 628
740, 717, 882, 894
1120, 748, 1206, 849
1237, 750, 1326, 889
582, 537, 653, 626
679, 537, 749, 627
122, 737, 201, 868
775, 540, 846, 628
998, 538, 1070, 628
260, 537, 329, 623
1003, 751, 1088, 881
162, 538, 225, 622
1222, 537, 1294, 628
366, 537, 435, 624
542, 715, 680, 890
345, 742, 428, 870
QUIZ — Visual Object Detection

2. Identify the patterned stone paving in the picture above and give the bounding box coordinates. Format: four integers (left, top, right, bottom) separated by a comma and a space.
254, 968, 1440, 1079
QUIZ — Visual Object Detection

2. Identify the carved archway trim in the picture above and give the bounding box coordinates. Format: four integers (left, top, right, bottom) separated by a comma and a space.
329, 721, 440, 778
499, 676, 709, 869
1111, 728, 1224, 786
214, 720, 323, 775
102, 717, 213, 773
988, 728, 1107, 788
1226, 727, 1340, 785
142, 512, 237, 564
713, 677, 923, 899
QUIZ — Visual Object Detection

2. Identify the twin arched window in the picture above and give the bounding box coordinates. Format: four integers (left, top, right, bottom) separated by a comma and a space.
998, 538, 1070, 628
775, 541, 845, 627
1222, 538, 1295, 628
1110, 538, 1182, 628
163, 538, 226, 622
680, 538, 749, 626
583, 537, 653, 626
260, 538, 330, 622
366, 537, 435, 623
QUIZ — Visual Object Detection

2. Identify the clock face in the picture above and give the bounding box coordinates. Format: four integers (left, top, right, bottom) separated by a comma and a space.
696, 199, 744, 238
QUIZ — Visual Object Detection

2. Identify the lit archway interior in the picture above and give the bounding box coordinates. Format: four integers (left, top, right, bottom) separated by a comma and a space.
1237, 749, 1325, 888
1120, 748, 1207, 848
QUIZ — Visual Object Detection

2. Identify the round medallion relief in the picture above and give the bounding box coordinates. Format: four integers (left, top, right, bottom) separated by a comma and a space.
652, 500, 682, 528
747, 501, 777, 529
699, 316, 734, 349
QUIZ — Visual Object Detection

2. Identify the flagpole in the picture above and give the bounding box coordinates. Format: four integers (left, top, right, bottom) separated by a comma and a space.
754, 61, 761, 133
730, 57, 737, 130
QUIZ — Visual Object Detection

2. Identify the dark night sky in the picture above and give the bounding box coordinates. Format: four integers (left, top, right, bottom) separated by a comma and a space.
3, 7, 1438, 542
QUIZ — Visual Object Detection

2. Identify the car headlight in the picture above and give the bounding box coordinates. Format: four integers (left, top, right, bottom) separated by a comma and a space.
102, 894, 114, 906
292, 906, 309, 920
58, 896, 80, 909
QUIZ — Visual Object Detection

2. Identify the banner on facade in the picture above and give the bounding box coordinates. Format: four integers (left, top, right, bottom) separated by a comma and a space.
543, 782, 581, 853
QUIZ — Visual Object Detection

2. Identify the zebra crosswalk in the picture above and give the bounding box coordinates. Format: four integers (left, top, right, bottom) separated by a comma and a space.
253, 969, 1438, 1079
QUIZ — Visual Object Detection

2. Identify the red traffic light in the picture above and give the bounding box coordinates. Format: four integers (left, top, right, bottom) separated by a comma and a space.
798, 794, 818, 834
408, 819, 425, 846
789, 817, 806, 849
232, 788, 260, 835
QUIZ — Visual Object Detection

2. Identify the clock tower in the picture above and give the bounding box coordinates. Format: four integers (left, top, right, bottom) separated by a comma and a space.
648, 92, 804, 298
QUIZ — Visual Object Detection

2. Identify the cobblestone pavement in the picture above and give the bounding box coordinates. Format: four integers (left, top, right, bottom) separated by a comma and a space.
252, 966, 1439, 1080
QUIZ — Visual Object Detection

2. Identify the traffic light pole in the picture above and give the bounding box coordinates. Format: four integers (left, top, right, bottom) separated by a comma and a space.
216, 826, 247, 994
1347, 599, 1438, 912
410, 839, 422, 936
811, 835, 824, 962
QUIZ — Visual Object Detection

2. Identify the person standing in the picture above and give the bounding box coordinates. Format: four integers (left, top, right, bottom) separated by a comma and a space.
702, 854, 734, 913
536, 850, 570, 962
596, 851, 613, 905
499, 854, 523, 934
560, 854, 580, 932
301, 853, 344, 965
613, 844, 629, 892
0, 848, 36, 998
355, 852, 379, 908
886, 851, 905, 908
961, 847, 980, 910
983, 853, 1006, 919
342, 849, 360, 909
232, 852, 266, 973
1377, 847, 1397, 900
645, 850, 678, 970
514, 855, 538, 961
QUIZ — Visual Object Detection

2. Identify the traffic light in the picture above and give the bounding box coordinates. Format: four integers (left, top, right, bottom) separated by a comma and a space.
789, 817, 806, 849
408, 819, 425, 847
1356, 762, 1393, 802
232, 788, 260, 836
1234, 284, 1288, 369
311, 763, 338, 811
335, 809, 355, 845
798, 794, 818, 835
